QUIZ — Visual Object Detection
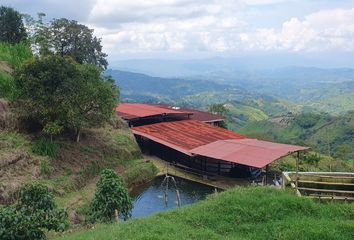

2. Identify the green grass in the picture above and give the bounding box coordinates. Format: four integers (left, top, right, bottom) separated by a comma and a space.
32, 138, 60, 158
0, 71, 16, 99
123, 160, 159, 185
0, 42, 32, 99
0, 131, 29, 151
0, 42, 32, 69
55, 187, 354, 240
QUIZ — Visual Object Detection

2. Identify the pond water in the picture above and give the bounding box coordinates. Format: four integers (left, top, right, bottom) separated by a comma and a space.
130, 175, 216, 218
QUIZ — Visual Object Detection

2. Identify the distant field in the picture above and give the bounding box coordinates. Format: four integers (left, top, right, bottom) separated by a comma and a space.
56, 187, 354, 240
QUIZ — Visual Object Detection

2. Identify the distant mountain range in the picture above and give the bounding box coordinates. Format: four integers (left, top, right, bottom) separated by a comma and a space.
106, 61, 354, 114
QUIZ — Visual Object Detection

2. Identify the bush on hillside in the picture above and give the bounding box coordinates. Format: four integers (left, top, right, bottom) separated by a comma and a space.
90, 169, 132, 222
14, 55, 119, 142
295, 113, 321, 129
0, 183, 69, 240
32, 138, 59, 158
303, 153, 321, 165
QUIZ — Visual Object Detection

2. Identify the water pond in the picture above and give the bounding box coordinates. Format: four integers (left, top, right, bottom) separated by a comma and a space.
130, 175, 216, 218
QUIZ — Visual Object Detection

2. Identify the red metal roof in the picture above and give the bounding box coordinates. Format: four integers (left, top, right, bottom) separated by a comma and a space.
132, 120, 246, 155
116, 103, 190, 120
190, 139, 309, 168
157, 105, 225, 122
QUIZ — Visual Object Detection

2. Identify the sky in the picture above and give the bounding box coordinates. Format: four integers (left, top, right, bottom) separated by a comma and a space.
2, 0, 354, 68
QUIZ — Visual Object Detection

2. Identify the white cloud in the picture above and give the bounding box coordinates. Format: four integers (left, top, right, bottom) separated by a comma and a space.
242, 0, 291, 6
4, 0, 354, 57
239, 8, 354, 52
88, 0, 247, 54
85, 0, 354, 57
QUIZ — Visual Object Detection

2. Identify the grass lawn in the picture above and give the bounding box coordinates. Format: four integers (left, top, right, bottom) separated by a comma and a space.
56, 187, 354, 240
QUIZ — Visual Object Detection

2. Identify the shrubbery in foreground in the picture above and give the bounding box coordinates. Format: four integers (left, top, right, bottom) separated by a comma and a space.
0, 183, 69, 240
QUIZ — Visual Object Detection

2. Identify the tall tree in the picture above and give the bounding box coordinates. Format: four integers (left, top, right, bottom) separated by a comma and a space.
49, 18, 108, 69
0, 6, 27, 44
15, 55, 118, 141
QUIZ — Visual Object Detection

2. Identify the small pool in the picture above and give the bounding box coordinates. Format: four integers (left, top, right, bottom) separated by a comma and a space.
130, 175, 216, 218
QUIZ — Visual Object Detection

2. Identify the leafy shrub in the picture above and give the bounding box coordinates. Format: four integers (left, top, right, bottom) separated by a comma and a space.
90, 169, 132, 222
0, 71, 16, 99
32, 138, 59, 158
40, 158, 54, 178
303, 153, 321, 165
124, 162, 158, 185
0, 183, 69, 240
0, 42, 32, 69
295, 113, 321, 129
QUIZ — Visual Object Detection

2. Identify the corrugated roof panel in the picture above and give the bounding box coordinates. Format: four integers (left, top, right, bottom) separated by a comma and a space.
157, 104, 225, 122
191, 139, 309, 168
116, 103, 189, 120
132, 120, 246, 152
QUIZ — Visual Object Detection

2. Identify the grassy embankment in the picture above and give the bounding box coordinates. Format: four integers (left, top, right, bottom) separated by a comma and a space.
0, 42, 32, 99
56, 187, 354, 240
0, 123, 158, 222
0, 41, 158, 225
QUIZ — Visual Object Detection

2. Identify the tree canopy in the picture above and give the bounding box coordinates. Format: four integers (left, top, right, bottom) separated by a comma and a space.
90, 169, 132, 222
0, 183, 68, 240
0, 6, 27, 44
46, 18, 108, 69
15, 55, 118, 141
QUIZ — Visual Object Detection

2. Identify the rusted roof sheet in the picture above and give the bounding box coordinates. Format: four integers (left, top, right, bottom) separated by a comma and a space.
157, 105, 225, 122
132, 120, 246, 154
191, 139, 309, 168
116, 103, 191, 120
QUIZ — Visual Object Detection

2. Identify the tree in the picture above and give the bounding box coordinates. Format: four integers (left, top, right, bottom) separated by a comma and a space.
208, 103, 229, 116
208, 103, 229, 129
0, 6, 27, 44
49, 18, 107, 69
0, 183, 69, 240
15, 55, 118, 141
23, 12, 52, 56
65, 64, 118, 142
295, 113, 320, 129
90, 169, 132, 222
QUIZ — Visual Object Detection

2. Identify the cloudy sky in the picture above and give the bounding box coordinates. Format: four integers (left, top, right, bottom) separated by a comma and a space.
3, 0, 354, 66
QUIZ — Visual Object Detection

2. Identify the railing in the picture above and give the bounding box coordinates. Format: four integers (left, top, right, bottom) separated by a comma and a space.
282, 171, 354, 202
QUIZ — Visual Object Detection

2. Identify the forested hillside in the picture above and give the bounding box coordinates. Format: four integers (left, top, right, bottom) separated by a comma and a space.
106, 69, 302, 127
240, 112, 354, 163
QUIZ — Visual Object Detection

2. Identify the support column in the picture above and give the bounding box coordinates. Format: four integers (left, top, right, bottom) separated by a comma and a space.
295, 151, 300, 192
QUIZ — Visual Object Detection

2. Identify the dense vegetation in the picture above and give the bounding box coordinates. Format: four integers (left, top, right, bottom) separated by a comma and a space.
0, 183, 69, 240
0, 6, 27, 44
56, 187, 354, 240
15, 55, 118, 141
0, 42, 33, 99
240, 112, 354, 165
90, 169, 132, 222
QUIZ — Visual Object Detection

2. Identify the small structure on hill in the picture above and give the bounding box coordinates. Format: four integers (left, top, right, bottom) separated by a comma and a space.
116, 103, 308, 179
116, 103, 225, 127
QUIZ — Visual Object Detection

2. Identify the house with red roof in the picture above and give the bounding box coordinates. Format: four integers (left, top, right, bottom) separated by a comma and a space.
116, 103, 308, 179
